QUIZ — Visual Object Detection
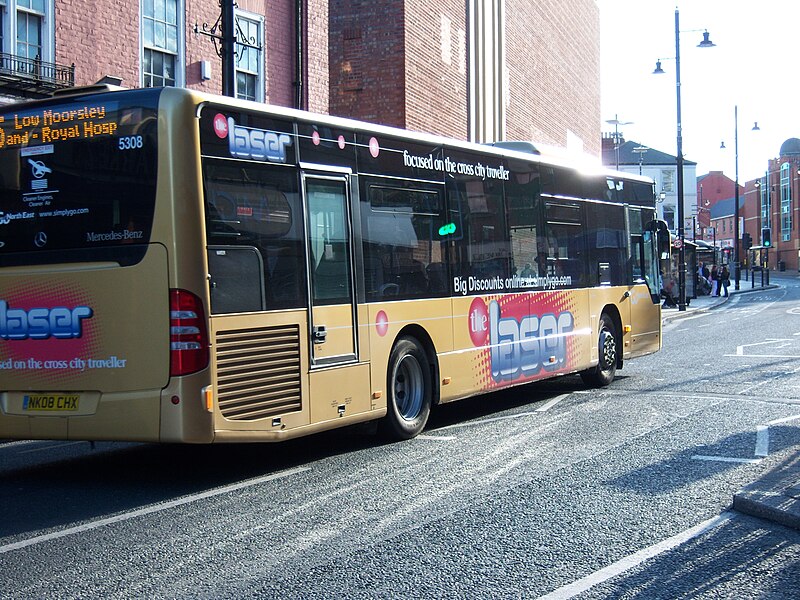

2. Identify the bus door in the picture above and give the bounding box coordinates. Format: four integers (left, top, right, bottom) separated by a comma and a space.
634, 218, 670, 353
302, 173, 371, 421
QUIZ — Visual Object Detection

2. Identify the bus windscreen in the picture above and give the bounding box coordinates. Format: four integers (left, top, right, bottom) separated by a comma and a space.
0, 88, 161, 266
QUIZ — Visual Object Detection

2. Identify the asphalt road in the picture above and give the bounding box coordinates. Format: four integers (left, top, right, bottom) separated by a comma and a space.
2, 277, 800, 599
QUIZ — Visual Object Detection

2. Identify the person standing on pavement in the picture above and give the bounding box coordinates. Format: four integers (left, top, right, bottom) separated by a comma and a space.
720, 264, 730, 297
710, 265, 720, 296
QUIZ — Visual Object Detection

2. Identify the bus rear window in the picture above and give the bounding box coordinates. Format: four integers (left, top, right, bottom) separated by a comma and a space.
0, 89, 160, 266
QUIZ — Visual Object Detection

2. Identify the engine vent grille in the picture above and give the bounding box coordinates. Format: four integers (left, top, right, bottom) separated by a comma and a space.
215, 325, 302, 421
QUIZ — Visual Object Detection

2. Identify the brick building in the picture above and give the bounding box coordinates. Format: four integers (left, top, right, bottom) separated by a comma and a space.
0, 1, 600, 158
696, 171, 742, 250
748, 138, 800, 272
695, 138, 800, 273
0, 0, 329, 111
329, 0, 600, 154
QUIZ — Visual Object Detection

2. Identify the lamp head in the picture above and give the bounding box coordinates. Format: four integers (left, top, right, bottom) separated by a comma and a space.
698, 30, 716, 48
652, 60, 665, 75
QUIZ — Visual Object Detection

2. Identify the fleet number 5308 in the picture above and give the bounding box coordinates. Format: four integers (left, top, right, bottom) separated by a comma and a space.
118, 135, 143, 150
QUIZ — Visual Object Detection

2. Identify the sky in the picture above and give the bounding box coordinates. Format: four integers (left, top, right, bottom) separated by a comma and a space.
599, 0, 800, 183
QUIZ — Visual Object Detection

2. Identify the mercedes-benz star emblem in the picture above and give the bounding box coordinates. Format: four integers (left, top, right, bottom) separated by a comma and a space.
34, 231, 47, 248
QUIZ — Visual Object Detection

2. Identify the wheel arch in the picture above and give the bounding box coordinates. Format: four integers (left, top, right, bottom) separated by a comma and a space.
599, 303, 624, 369
394, 324, 441, 405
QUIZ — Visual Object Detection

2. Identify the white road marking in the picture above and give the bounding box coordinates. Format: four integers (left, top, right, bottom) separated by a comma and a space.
416, 434, 456, 441
537, 513, 735, 599
436, 411, 539, 431
754, 426, 769, 457
535, 394, 568, 412
768, 414, 800, 426
691, 455, 763, 464
733, 339, 793, 356
17, 441, 85, 454
725, 354, 800, 359
0, 466, 310, 555
436, 394, 569, 432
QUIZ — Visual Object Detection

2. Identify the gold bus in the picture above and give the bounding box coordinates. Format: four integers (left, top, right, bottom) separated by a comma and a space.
0, 86, 670, 443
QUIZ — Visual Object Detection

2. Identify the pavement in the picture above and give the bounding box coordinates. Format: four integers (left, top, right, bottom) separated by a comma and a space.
660, 272, 800, 531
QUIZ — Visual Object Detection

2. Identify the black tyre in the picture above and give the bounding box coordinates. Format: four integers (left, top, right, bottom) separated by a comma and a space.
381, 336, 432, 440
580, 313, 617, 387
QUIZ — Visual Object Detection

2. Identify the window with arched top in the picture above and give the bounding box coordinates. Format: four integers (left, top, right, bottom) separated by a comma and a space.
781, 162, 792, 241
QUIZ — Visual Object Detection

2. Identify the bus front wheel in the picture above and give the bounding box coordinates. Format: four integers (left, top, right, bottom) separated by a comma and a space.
580, 313, 617, 387
381, 336, 432, 440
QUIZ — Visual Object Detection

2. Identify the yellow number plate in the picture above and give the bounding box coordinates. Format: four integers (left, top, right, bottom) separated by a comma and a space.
23, 394, 80, 412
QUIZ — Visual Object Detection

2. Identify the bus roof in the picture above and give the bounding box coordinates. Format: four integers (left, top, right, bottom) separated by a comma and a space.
19, 85, 654, 186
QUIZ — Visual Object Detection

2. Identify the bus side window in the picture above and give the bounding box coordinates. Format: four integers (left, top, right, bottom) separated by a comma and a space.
362, 181, 447, 301
208, 246, 265, 313
585, 202, 627, 286
203, 160, 306, 312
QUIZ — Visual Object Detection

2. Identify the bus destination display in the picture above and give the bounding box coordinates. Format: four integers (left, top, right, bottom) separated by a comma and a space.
0, 104, 119, 149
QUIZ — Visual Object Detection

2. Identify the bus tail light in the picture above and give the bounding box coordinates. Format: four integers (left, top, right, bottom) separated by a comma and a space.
169, 289, 209, 377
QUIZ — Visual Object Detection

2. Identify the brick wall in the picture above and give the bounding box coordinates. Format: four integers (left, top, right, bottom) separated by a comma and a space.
305, 0, 329, 113
55, 0, 141, 88
329, 0, 406, 128
53, 0, 600, 154
403, 1, 467, 138
185, 0, 223, 93
55, 0, 303, 107
329, 0, 600, 153
505, 0, 600, 156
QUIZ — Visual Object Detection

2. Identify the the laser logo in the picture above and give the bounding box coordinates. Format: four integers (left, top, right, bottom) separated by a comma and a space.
0, 300, 93, 340
219, 114, 292, 163
471, 299, 574, 382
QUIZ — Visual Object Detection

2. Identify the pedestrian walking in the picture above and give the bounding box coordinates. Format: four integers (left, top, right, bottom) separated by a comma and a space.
710, 265, 719, 296
720, 264, 730, 297
697, 262, 711, 295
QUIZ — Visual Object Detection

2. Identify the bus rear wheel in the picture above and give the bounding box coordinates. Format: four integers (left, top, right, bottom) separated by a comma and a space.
580, 313, 617, 387
381, 336, 432, 440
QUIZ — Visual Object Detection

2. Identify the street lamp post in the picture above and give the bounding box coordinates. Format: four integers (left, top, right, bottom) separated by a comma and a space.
734, 106, 740, 289
654, 9, 715, 312
730, 107, 759, 290
633, 146, 648, 175
606, 115, 633, 170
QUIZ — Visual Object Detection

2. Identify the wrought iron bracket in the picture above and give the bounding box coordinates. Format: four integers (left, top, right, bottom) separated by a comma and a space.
193, 0, 261, 62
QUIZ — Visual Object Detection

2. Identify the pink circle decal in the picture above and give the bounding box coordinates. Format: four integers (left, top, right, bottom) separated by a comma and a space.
468, 297, 489, 347
376, 310, 389, 337
369, 137, 380, 158
338, 135, 346, 149
312, 130, 321, 145
213, 114, 228, 138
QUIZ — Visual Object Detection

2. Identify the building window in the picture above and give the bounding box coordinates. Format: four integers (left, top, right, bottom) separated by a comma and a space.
781, 162, 792, 241
662, 205, 674, 231
760, 176, 770, 229
16, 0, 42, 63
142, 0, 181, 87
661, 170, 674, 193
234, 11, 263, 102
0, 0, 54, 66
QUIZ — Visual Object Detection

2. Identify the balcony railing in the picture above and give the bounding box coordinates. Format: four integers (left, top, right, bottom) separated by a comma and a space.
0, 53, 75, 97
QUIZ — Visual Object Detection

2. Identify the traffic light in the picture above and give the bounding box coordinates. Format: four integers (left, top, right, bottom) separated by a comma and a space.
742, 231, 752, 251
762, 227, 772, 248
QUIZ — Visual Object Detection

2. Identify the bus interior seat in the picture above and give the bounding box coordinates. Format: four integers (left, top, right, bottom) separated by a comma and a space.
426, 262, 448, 294
398, 260, 428, 295
270, 245, 303, 305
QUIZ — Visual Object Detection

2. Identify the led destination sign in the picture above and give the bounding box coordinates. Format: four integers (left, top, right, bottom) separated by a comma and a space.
0, 104, 119, 148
